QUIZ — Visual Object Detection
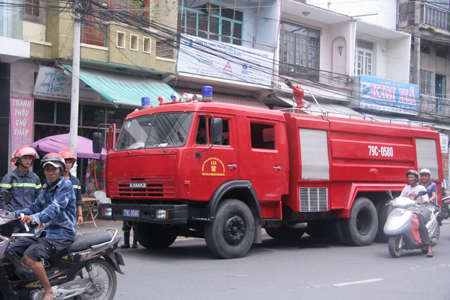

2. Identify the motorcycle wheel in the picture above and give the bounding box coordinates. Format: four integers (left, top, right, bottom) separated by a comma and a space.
388, 235, 403, 258
69, 258, 117, 300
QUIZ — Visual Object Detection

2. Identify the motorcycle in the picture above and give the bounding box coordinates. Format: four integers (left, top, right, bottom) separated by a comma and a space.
0, 194, 125, 300
383, 190, 441, 258
439, 195, 450, 219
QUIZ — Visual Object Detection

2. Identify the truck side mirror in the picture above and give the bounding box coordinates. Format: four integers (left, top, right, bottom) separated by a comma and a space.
2, 191, 11, 205
92, 132, 103, 154
210, 118, 223, 144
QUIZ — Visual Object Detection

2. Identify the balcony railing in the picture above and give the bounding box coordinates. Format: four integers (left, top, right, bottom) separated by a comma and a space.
419, 94, 450, 116
279, 62, 349, 87
421, 3, 450, 31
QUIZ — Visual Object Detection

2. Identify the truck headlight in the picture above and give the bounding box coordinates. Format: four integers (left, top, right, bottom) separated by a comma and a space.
103, 207, 112, 217
156, 209, 167, 219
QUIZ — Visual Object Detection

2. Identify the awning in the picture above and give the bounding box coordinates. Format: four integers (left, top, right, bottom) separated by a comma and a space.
62, 65, 180, 107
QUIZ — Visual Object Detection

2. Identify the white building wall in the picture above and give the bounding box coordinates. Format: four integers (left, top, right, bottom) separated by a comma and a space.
306, 0, 397, 30
386, 37, 411, 82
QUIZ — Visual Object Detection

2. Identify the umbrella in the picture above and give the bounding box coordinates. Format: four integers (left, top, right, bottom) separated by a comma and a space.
31, 134, 106, 159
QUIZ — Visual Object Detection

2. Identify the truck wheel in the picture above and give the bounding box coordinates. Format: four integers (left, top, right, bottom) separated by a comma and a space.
375, 199, 391, 243
342, 197, 378, 246
388, 235, 403, 258
134, 222, 177, 249
204, 199, 255, 259
265, 225, 305, 240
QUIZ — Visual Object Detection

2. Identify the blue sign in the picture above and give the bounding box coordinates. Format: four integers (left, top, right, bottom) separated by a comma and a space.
360, 75, 418, 115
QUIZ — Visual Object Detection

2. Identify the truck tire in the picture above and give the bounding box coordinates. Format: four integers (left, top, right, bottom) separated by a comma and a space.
331, 218, 348, 244
204, 199, 255, 259
376, 199, 393, 243
342, 197, 378, 246
265, 225, 305, 240
134, 222, 177, 249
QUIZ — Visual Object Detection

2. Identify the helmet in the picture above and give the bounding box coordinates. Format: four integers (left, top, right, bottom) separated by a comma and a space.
11, 146, 39, 165
41, 153, 66, 172
406, 169, 419, 181
59, 146, 76, 162
420, 168, 431, 176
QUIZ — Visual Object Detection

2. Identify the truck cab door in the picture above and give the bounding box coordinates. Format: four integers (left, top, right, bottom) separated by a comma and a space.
189, 114, 239, 200
247, 119, 288, 201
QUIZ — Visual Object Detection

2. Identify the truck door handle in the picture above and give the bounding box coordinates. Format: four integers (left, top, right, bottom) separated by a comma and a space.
228, 164, 237, 169
274, 166, 281, 170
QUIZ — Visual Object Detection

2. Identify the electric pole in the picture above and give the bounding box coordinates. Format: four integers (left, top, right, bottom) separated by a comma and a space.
70, 0, 82, 163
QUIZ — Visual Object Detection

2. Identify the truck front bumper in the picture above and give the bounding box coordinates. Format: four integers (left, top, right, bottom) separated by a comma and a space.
97, 203, 188, 224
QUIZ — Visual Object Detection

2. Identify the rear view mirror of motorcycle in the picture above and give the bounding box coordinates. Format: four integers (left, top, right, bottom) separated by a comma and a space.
413, 191, 428, 200
2, 191, 11, 205
386, 190, 394, 200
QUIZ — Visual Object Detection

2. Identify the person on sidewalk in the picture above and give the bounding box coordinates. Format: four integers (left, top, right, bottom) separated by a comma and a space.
9, 153, 77, 300
121, 221, 137, 249
59, 147, 84, 226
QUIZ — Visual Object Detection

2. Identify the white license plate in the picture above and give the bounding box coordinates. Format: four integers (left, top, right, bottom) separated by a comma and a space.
123, 209, 140, 217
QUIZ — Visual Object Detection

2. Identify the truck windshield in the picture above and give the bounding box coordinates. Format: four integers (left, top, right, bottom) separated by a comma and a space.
115, 112, 193, 151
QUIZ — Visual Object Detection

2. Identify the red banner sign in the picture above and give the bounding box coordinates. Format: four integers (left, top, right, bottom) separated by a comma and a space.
10, 97, 34, 166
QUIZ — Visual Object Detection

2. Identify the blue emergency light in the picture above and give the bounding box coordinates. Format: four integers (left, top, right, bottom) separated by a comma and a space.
141, 97, 151, 108
202, 86, 213, 101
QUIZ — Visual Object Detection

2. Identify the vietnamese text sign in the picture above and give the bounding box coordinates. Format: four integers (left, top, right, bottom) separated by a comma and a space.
177, 34, 274, 86
441, 133, 449, 154
10, 97, 34, 165
33, 66, 97, 101
360, 75, 418, 115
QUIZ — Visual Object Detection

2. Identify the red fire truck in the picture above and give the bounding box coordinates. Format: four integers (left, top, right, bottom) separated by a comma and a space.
95, 88, 443, 258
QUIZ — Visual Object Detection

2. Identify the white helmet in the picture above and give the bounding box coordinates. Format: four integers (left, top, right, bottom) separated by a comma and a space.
420, 168, 431, 176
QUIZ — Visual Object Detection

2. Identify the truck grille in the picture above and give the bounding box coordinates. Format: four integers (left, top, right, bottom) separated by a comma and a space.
109, 177, 175, 199
299, 187, 328, 212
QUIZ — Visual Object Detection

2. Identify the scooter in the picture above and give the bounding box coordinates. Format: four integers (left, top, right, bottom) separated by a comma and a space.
0, 194, 125, 300
383, 190, 441, 258
439, 195, 450, 219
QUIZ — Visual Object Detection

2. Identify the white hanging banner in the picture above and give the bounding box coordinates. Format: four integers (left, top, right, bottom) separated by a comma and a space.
177, 34, 274, 86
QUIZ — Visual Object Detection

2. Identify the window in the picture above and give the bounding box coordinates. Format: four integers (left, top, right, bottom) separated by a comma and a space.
116, 113, 194, 151
421, 43, 431, 54
195, 116, 230, 146
180, 0, 244, 45
130, 34, 138, 50
143, 37, 151, 53
117, 32, 125, 48
250, 123, 275, 150
420, 69, 433, 94
24, 0, 39, 17
279, 22, 320, 80
354, 39, 373, 76
436, 46, 447, 58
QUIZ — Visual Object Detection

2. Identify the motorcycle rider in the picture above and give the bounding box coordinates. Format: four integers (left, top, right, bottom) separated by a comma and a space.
0, 146, 41, 211
9, 153, 77, 300
419, 168, 437, 205
400, 169, 433, 257
59, 147, 84, 226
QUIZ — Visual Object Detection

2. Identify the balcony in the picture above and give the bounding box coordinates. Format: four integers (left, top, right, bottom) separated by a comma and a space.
419, 94, 450, 117
279, 62, 349, 87
421, 3, 450, 31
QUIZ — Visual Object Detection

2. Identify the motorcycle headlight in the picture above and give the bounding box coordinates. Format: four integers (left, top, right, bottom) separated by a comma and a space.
391, 210, 406, 217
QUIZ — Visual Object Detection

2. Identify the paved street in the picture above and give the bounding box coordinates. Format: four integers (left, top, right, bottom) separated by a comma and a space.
83, 219, 450, 300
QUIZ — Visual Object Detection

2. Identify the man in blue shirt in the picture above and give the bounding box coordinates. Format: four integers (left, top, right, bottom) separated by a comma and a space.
420, 168, 438, 205
10, 153, 76, 300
